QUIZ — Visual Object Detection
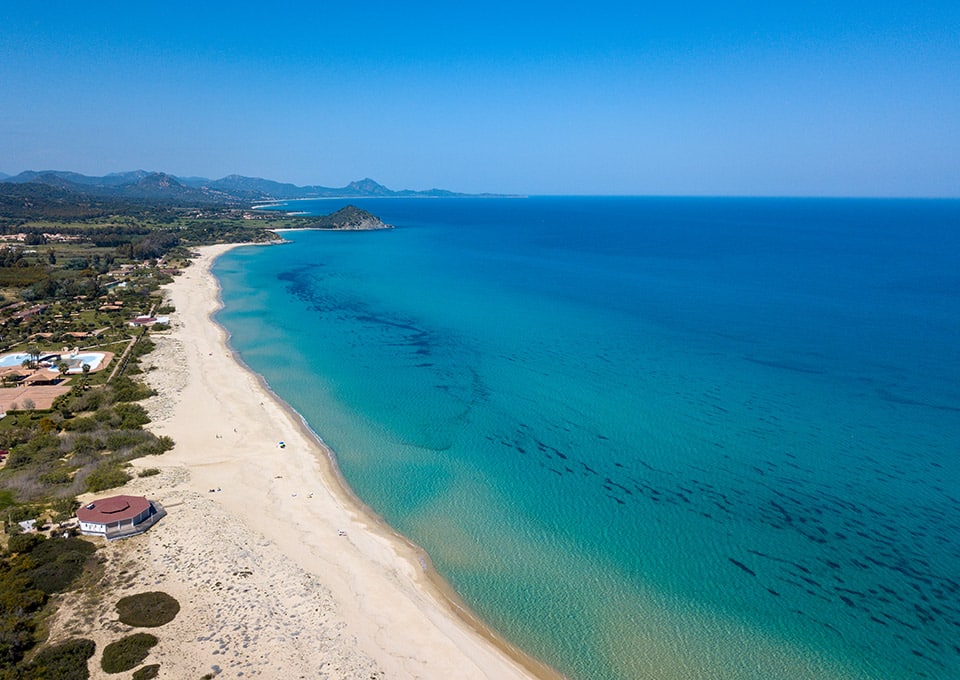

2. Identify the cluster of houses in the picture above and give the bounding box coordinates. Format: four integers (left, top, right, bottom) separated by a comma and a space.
0, 253, 178, 542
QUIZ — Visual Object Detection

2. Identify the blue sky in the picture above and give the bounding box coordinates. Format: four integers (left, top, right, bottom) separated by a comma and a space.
2, 2, 958, 196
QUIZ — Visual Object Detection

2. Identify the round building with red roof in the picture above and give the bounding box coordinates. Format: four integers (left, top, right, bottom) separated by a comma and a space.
76, 494, 164, 540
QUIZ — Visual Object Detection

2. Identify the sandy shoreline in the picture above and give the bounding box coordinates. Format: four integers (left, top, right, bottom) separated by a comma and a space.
53, 244, 557, 679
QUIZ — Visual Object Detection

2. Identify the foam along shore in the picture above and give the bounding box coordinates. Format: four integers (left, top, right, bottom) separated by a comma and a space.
74, 244, 555, 679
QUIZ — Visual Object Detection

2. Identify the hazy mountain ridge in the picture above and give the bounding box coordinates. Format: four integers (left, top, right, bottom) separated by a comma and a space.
1, 170, 492, 203
0, 181, 143, 219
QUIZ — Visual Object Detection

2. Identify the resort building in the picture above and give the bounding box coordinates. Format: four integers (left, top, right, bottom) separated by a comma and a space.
128, 315, 170, 327
76, 494, 165, 540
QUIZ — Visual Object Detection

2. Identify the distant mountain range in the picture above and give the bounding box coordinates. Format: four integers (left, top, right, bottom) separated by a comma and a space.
0, 170, 489, 205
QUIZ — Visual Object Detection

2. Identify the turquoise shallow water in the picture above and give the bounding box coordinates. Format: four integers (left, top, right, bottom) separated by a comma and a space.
214, 197, 960, 680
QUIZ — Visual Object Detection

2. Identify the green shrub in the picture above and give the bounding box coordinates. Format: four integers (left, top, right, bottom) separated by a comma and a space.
131, 435, 174, 457
137, 468, 160, 478
0, 579, 46, 617
114, 403, 150, 430
25, 537, 95, 594
0, 539, 94, 668
116, 591, 180, 627
83, 463, 131, 493
4, 504, 41, 523
63, 416, 98, 433
132, 664, 160, 680
100, 633, 157, 673
129, 436, 172, 457
128, 337, 155, 361
70, 434, 100, 454
20, 638, 95, 680
63, 388, 105, 413
40, 468, 73, 485
95, 408, 119, 426
104, 430, 149, 451
0, 490, 16, 511
50, 497, 80, 524
50, 392, 72, 413
110, 377, 155, 403
5, 433, 62, 469
6, 532, 44, 555
0, 614, 39, 669
0, 427, 34, 454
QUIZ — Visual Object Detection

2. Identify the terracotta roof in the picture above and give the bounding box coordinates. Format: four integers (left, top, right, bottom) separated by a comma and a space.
77, 495, 151, 523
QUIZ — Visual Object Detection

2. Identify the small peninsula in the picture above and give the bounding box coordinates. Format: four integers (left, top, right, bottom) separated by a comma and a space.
298, 205, 393, 231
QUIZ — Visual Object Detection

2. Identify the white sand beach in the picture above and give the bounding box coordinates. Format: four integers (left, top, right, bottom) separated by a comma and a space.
52, 245, 556, 679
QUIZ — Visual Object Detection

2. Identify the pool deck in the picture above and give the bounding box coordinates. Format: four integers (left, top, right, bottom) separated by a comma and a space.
0, 380, 71, 411
0, 351, 114, 412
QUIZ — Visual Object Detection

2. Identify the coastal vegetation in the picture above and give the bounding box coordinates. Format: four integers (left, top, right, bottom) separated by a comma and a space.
115, 591, 180, 627
0, 535, 96, 677
131, 664, 160, 679
100, 632, 158, 673
305, 204, 393, 230
0, 179, 391, 677
10, 638, 96, 680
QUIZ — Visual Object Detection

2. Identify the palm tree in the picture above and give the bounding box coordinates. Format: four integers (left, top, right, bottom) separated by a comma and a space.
20, 345, 43, 370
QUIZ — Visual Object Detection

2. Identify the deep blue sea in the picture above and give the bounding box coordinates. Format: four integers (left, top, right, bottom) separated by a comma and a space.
214, 197, 960, 680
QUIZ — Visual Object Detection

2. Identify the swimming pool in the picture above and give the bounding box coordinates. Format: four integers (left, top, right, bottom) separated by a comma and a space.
0, 352, 106, 372
62, 353, 106, 373
0, 353, 32, 368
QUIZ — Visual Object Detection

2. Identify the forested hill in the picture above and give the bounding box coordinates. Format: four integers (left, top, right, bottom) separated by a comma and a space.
300, 205, 393, 231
